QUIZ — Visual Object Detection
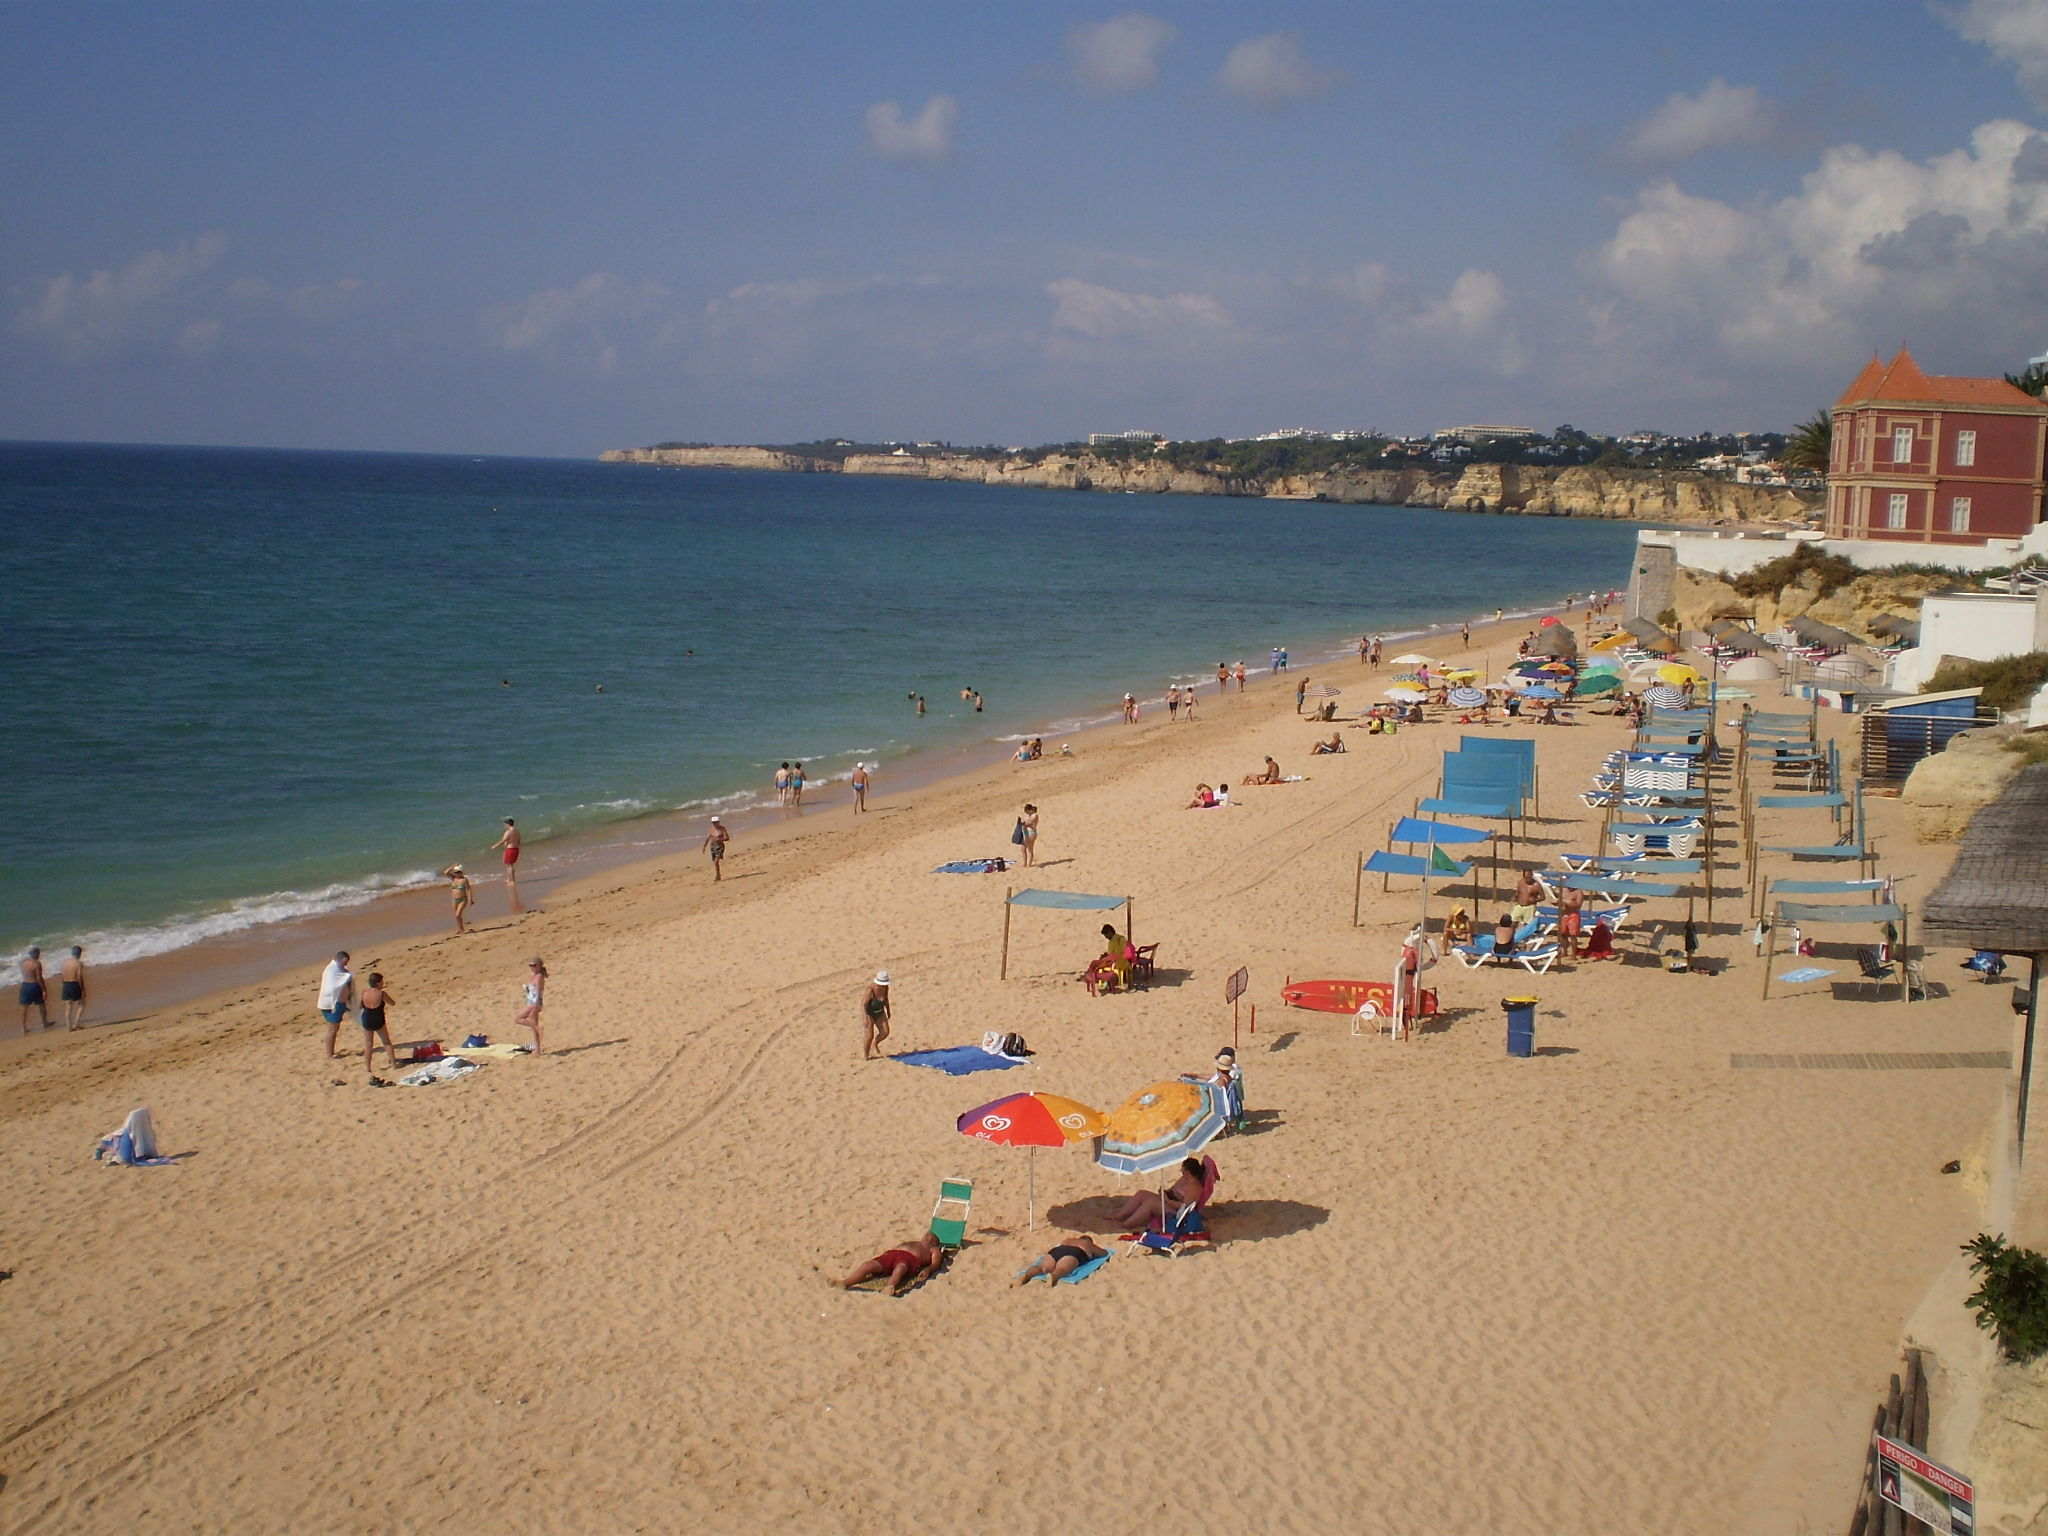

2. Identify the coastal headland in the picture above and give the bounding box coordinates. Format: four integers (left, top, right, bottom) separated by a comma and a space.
600, 443, 1820, 526
0, 609, 2011, 1533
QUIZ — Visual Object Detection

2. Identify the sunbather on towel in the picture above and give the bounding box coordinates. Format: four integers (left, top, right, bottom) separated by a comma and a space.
1242, 756, 1282, 785
841, 1231, 945, 1295
1016, 1235, 1108, 1284
1105, 1157, 1207, 1230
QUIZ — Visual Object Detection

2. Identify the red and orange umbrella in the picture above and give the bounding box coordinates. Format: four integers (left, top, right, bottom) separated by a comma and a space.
957, 1092, 1107, 1228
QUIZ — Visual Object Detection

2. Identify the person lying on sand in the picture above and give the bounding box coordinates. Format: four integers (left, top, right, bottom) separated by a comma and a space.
1015, 1235, 1108, 1284
1105, 1157, 1208, 1230
1310, 733, 1345, 755
840, 1231, 945, 1295
1242, 756, 1282, 785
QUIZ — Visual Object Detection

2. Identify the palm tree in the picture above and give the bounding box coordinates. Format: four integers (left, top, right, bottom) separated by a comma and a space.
2004, 363, 2048, 397
1783, 410, 1831, 473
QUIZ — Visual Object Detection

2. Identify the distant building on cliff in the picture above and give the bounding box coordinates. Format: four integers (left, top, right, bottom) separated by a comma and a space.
1826, 348, 2048, 546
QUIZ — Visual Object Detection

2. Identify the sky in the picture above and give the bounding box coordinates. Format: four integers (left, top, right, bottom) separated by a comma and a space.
8, 0, 2048, 456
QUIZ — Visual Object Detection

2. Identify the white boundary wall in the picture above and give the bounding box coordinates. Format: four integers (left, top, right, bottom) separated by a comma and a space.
1635, 523, 2048, 583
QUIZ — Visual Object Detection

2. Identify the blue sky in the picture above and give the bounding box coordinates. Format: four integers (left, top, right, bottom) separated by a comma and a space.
7, 1, 2048, 455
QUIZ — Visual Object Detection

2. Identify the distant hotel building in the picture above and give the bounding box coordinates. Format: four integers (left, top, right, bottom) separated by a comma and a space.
1826, 348, 2048, 545
1433, 424, 1537, 445
1087, 430, 1161, 447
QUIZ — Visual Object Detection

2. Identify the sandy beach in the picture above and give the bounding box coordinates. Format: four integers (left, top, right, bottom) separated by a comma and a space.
0, 614, 2015, 1535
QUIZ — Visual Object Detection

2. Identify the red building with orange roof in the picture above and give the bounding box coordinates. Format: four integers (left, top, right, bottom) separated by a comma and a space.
1826, 348, 2048, 545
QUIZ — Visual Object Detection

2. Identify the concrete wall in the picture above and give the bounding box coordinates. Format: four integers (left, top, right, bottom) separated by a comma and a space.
1630, 521, 2048, 600
1884, 590, 2048, 690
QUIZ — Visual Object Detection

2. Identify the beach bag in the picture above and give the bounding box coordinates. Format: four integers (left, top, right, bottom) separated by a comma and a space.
463, 1033, 489, 1049
1010, 819, 1025, 845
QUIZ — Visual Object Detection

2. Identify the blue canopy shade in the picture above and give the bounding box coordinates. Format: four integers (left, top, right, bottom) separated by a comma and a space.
1776, 901, 1905, 925
1770, 878, 1886, 895
1389, 816, 1491, 846
1761, 843, 1869, 860
1755, 793, 1846, 809
1363, 850, 1471, 879
1562, 874, 1684, 898
1416, 796, 1518, 820
1005, 889, 1128, 911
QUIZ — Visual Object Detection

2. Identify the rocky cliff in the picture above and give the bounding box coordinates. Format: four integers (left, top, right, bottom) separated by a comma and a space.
1666, 565, 1957, 641
598, 445, 1818, 526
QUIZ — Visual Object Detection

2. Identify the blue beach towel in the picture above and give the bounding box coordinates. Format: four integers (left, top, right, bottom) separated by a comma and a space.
933, 859, 1010, 874
894, 1045, 1024, 1075
1777, 966, 1835, 985
1017, 1250, 1113, 1285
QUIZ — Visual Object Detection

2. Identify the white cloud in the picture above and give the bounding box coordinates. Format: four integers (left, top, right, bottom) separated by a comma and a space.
1620, 79, 1781, 164
1584, 118, 2048, 374
1217, 33, 1336, 109
864, 96, 959, 162
1945, 0, 2048, 110
1066, 12, 1176, 92
1045, 278, 1230, 340
492, 272, 670, 368
15, 233, 229, 355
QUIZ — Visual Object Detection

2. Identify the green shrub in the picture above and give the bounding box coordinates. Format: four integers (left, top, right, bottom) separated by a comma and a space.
1727, 543, 1862, 599
1923, 652, 2048, 712
2007, 731, 2048, 766
1963, 1234, 2048, 1361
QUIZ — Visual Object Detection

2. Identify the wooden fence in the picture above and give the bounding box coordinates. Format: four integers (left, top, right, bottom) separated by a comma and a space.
1846, 1346, 1931, 1536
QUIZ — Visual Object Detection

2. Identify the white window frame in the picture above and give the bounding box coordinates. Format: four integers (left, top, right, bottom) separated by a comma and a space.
1892, 426, 1914, 462
1886, 493, 1909, 530
1955, 429, 1977, 467
1949, 495, 1971, 533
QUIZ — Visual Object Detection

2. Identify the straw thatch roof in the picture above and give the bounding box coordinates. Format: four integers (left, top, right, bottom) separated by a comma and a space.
1789, 614, 1860, 650
1622, 617, 1674, 648
1923, 762, 2048, 953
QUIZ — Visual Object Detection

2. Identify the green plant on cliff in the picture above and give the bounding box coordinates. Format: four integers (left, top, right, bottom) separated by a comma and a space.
1923, 652, 2048, 712
2004, 363, 2048, 398
1963, 1234, 2048, 1361
1726, 542, 1861, 600
1783, 410, 1831, 473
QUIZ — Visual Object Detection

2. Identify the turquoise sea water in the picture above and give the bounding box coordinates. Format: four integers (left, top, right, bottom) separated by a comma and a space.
0, 442, 1644, 964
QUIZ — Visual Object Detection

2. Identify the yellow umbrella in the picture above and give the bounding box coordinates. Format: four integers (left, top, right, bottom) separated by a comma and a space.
1657, 662, 1701, 685
1444, 667, 1478, 681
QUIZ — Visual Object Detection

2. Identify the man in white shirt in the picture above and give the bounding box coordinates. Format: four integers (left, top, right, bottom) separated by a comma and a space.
317, 951, 353, 1061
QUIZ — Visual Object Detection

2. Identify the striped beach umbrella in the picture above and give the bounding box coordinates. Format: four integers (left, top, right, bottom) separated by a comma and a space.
1096, 1079, 1230, 1176
1447, 686, 1487, 708
1644, 683, 1689, 710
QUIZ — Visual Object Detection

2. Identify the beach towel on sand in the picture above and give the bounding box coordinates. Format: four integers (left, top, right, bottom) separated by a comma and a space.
400, 1057, 483, 1087
893, 1045, 1025, 1075
934, 858, 1010, 874
1018, 1250, 1113, 1285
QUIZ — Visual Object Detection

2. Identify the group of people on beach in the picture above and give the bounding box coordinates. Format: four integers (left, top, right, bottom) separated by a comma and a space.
14, 945, 88, 1035
316, 948, 547, 1082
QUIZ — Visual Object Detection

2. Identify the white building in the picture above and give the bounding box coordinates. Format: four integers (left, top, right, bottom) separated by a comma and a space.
1885, 583, 2048, 692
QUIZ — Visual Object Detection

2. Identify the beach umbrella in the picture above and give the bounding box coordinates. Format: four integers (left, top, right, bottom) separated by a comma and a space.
1539, 661, 1575, 674
1522, 684, 1563, 700
1096, 1079, 1230, 1177
1390, 652, 1437, 666
1304, 684, 1342, 698
1576, 675, 1621, 696
1644, 683, 1689, 710
1539, 615, 1561, 627
1384, 686, 1427, 702
958, 1091, 1108, 1229
1443, 667, 1478, 681
1447, 686, 1487, 708
1657, 662, 1702, 685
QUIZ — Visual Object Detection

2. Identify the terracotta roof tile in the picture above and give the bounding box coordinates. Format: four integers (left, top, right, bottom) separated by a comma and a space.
1837, 348, 2046, 411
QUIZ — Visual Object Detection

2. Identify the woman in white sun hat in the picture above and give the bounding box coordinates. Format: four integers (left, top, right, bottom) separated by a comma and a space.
861, 971, 892, 1060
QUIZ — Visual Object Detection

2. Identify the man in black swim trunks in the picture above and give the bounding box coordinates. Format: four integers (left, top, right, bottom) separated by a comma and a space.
60, 945, 87, 1031
18, 946, 50, 1033
1015, 1234, 1108, 1284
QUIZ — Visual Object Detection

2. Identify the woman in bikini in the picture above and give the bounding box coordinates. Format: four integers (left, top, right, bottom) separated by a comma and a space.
1015, 1234, 1108, 1284
1017, 804, 1038, 868
1105, 1157, 1208, 1230
861, 972, 891, 1059
514, 956, 547, 1055
442, 864, 474, 934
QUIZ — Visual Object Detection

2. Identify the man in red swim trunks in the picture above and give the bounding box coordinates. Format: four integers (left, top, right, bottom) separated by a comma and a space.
839, 1231, 945, 1295
491, 818, 521, 904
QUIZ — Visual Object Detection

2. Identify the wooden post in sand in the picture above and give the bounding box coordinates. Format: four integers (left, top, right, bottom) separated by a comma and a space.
1760, 908, 1778, 1001
1000, 888, 1014, 981
1353, 852, 1363, 927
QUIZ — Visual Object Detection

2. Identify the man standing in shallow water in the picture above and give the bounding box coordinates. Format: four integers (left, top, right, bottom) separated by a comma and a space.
491, 818, 521, 905
61, 946, 87, 1030
18, 947, 50, 1033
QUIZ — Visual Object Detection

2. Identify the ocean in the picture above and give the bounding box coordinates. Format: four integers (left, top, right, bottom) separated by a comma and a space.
0, 442, 1645, 967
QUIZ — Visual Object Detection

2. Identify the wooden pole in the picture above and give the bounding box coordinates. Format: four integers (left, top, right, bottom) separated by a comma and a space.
1353, 851, 1363, 927
1760, 907, 1778, 1001
1000, 889, 1014, 981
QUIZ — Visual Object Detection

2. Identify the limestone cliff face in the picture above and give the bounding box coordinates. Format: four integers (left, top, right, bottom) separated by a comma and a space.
1669, 565, 1956, 639
600, 444, 1819, 527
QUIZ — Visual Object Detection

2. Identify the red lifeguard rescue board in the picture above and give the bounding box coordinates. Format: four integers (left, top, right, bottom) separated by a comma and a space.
1280, 979, 1438, 1016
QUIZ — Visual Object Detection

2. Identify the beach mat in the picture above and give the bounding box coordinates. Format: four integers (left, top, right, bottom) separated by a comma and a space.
447, 1042, 531, 1059
400, 1057, 483, 1087
933, 859, 1011, 874
1018, 1250, 1113, 1285
893, 1046, 1024, 1075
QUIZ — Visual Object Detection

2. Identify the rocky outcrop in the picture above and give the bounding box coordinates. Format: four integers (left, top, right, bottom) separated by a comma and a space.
1668, 566, 1959, 640
1899, 727, 2027, 842
600, 444, 1819, 527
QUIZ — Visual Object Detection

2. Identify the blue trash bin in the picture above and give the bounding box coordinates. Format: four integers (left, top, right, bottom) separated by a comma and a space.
1502, 996, 1537, 1058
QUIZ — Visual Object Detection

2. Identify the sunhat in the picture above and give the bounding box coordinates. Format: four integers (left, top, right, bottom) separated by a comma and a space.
874, 971, 890, 985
